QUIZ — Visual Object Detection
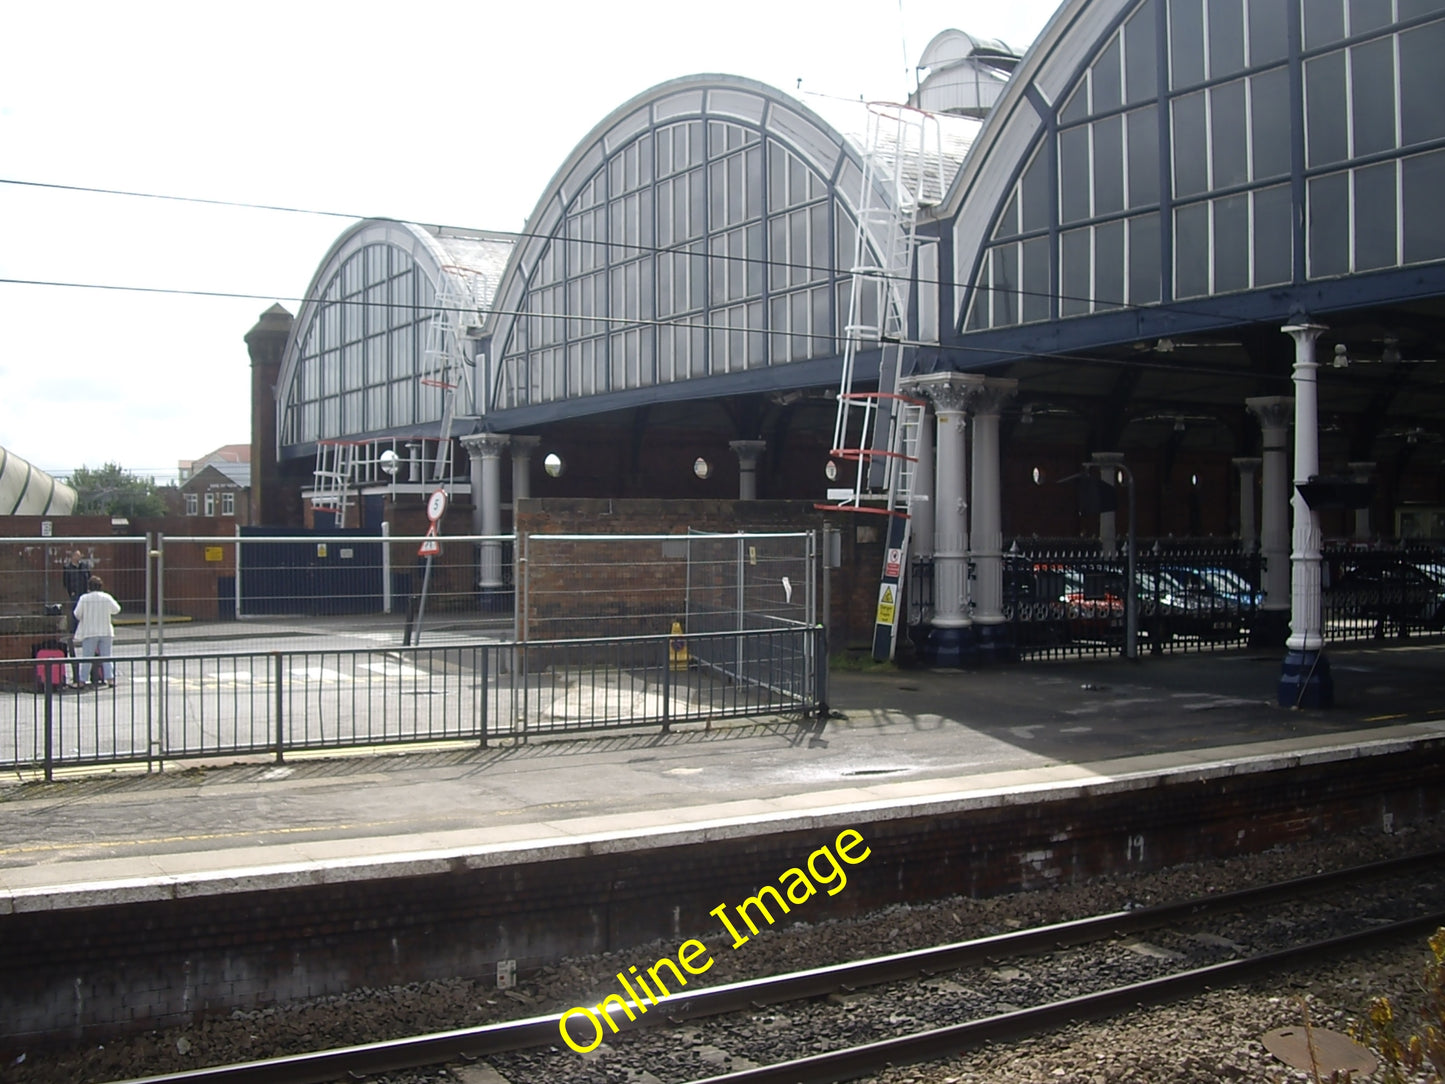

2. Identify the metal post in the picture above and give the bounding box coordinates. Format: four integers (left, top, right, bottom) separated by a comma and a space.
1120, 464, 1138, 661
156, 533, 166, 658
815, 621, 830, 719
42, 664, 54, 782
806, 530, 818, 628
735, 533, 746, 678
413, 557, 434, 646
273, 651, 285, 763
234, 524, 243, 620
381, 521, 392, 615
479, 645, 488, 748
144, 533, 154, 659
144, 529, 156, 769
662, 639, 672, 734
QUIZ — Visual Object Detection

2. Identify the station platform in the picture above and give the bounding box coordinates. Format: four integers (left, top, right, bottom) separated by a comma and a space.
3, 640, 1443, 912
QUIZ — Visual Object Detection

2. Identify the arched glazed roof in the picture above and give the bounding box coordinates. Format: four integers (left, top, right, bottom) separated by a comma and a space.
480, 75, 980, 428
275, 219, 514, 455
939, 0, 1445, 364
922, 0, 1445, 481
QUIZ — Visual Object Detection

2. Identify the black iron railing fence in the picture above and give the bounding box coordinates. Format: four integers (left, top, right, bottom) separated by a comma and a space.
906, 541, 1445, 659
2, 625, 827, 779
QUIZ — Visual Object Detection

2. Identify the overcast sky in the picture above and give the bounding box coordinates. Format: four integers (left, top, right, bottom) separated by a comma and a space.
0, 0, 1061, 484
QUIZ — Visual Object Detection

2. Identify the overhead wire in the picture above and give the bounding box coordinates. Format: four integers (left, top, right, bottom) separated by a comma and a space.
0, 174, 1296, 349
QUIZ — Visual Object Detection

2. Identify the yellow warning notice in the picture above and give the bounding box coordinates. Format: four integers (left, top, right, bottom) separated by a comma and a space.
875, 584, 896, 627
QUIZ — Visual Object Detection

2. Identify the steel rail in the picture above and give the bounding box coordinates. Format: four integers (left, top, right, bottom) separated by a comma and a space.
103, 849, 1445, 1084
680, 908, 1445, 1084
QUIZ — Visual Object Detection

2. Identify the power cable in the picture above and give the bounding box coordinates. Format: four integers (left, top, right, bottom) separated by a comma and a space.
0, 273, 1273, 382
0, 175, 1307, 333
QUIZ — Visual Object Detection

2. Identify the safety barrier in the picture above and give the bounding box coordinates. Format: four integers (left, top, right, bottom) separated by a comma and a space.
0, 624, 827, 778
961, 541, 1442, 659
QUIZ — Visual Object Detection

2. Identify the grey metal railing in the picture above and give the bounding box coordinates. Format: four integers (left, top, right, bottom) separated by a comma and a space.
3, 625, 826, 778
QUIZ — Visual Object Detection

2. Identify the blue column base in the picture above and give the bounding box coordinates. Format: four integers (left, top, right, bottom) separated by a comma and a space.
1278, 648, 1333, 709
928, 625, 977, 668
974, 623, 1018, 664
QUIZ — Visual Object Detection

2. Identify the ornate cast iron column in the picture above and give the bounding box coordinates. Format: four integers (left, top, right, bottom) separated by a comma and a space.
909, 373, 985, 666
1278, 322, 1332, 708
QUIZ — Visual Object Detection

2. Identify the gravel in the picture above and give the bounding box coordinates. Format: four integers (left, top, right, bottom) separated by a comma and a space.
5, 815, 1444, 1084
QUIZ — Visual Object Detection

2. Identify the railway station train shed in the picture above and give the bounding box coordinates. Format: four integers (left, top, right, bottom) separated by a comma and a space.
245, 0, 1445, 704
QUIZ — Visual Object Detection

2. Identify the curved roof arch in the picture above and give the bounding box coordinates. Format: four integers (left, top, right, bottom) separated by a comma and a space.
480, 74, 930, 428
938, 0, 1445, 367
275, 219, 513, 456
939, 0, 1104, 238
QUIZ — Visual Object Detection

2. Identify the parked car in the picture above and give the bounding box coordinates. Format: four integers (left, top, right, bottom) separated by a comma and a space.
1325, 559, 1445, 635
1186, 566, 1264, 611
1003, 560, 1072, 647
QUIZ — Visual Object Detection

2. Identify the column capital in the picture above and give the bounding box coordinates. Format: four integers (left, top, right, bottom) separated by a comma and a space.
903, 372, 986, 414
509, 434, 541, 456
1281, 320, 1328, 340
966, 377, 1019, 416
1232, 457, 1262, 472
728, 439, 767, 465
459, 433, 509, 460
1245, 395, 1295, 431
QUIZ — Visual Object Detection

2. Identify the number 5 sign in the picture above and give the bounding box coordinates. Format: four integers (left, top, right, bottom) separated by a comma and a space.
419, 488, 447, 558
426, 488, 448, 523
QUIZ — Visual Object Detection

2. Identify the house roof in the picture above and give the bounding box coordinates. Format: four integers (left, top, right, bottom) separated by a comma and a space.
183, 461, 251, 489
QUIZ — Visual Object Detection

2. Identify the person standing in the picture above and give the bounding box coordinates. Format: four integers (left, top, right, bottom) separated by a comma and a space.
73, 575, 121, 688
61, 549, 91, 685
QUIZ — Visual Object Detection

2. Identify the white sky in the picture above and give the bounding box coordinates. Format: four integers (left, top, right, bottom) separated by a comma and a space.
0, 0, 1061, 485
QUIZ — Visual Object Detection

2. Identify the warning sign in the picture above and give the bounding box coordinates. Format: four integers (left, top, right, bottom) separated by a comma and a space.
875, 584, 897, 627
418, 524, 441, 558
884, 547, 903, 579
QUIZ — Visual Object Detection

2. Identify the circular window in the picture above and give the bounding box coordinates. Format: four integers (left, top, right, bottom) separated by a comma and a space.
824, 459, 839, 482
543, 453, 565, 478
693, 457, 712, 480
1031, 467, 1045, 485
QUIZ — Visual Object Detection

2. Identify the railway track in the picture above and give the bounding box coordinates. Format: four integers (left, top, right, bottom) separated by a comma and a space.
102, 848, 1445, 1084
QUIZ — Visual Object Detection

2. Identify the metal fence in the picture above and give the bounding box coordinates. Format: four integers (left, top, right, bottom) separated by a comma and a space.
999, 542, 1262, 659
1323, 546, 1445, 643
0, 532, 512, 661
520, 531, 815, 639
904, 540, 1445, 659
3, 625, 827, 778
159, 531, 513, 646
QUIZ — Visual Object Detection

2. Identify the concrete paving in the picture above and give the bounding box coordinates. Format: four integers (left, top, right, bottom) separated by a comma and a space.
1, 639, 1440, 901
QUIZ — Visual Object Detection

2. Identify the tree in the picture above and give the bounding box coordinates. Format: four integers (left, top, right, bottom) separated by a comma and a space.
68, 463, 168, 519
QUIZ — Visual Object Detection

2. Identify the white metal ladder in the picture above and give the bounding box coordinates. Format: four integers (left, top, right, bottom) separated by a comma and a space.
419, 266, 488, 481
828, 102, 943, 509
821, 102, 944, 661
311, 440, 355, 522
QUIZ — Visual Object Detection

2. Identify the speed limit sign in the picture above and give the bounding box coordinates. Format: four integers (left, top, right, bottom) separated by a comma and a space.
426, 488, 448, 523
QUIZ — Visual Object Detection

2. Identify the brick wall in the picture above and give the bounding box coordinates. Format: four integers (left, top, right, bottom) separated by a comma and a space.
514, 499, 883, 649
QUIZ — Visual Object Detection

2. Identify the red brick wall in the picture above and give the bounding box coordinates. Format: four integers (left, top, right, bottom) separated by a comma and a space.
514, 499, 882, 650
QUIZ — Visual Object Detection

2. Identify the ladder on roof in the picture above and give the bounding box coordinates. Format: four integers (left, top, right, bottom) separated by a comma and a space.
821, 102, 945, 661
828, 102, 943, 506
419, 266, 489, 481
311, 440, 356, 523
